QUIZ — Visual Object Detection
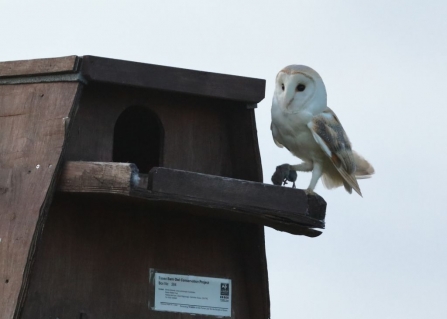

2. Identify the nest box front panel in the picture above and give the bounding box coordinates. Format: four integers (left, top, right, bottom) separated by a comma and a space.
20, 194, 269, 319
65, 84, 261, 181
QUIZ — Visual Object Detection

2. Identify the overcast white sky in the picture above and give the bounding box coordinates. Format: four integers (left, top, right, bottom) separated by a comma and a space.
1, 0, 447, 318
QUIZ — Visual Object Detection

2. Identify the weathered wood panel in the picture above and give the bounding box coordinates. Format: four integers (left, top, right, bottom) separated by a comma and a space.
58, 161, 139, 195
0, 56, 79, 78
20, 194, 270, 319
81, 56, 265, 103
0, 82, 80, 319
64, 84, 261, 182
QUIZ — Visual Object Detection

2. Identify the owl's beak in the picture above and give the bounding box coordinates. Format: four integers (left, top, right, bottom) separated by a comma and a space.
284, 88, 295, 109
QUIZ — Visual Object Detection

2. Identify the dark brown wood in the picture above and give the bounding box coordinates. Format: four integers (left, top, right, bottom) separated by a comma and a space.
56, 162, 323, 236
130, 188, 323, 237
58, 161, 139, 195
0, 56, 79, 78
0, 82, 81, 319
148, 167, 325, 227
81, 56, 266, 103
20, 193, 270, 319
226, 106, 263, 182
64, 84, 262, 182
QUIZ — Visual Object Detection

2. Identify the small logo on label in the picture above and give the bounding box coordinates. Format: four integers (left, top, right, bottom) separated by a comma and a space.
220, 283, 229, 301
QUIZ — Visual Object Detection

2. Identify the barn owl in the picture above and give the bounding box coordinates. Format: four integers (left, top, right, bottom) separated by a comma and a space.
270, 65, 374, 196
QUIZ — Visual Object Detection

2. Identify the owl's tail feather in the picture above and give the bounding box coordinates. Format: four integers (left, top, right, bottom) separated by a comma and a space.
321, 162, 360, 196
337, 167, 362, 196
353, 151, 375, 179
322, 151, 373, 196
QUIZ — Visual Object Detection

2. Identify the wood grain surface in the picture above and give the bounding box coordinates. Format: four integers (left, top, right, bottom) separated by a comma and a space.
58, 161, 139, 195
0, 82, 80, 319
0, 56, 78, 78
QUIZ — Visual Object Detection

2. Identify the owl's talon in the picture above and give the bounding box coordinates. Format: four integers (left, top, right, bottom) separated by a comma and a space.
272, 164, 298, 188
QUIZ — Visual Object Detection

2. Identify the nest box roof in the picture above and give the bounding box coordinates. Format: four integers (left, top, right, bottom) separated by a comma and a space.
0, 55, 266, 105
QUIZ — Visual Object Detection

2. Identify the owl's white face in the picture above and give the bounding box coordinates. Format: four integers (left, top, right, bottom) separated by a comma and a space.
274, 65, 327, 115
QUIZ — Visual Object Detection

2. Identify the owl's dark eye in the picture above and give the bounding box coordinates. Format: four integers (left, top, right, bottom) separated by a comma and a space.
296, 84, 305, 92
281, 83, 285, 91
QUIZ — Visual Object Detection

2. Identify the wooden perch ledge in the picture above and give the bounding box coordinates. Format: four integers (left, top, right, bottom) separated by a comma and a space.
57, 162, 326, 237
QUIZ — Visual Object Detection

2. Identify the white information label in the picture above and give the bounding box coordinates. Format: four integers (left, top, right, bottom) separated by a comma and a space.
153, 272, 231, 317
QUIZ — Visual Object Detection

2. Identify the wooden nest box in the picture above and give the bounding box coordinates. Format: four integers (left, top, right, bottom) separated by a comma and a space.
0, 56, 326, 319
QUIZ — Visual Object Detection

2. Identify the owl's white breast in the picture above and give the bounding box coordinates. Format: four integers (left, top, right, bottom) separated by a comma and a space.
271, 100, 324, 163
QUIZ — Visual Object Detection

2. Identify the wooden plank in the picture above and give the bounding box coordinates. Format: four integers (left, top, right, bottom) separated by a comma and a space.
0, 82, 80, 319
58, 161, 139, 195
130, 187, 323, 237
81, 56, 266, 103
0, 56, 79, 78
56, 162, 324, 236
148, 167, 325, 226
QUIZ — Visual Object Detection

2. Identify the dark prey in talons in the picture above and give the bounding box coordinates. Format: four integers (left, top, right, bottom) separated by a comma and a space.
271, 164, 297, 188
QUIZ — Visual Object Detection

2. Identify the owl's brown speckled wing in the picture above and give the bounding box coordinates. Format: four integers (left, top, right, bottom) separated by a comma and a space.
307, 107, 362, 195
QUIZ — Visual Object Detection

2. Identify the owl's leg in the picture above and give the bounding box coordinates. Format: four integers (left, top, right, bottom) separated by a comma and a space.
306, 162, 323, 195
290, 162, 313, 172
